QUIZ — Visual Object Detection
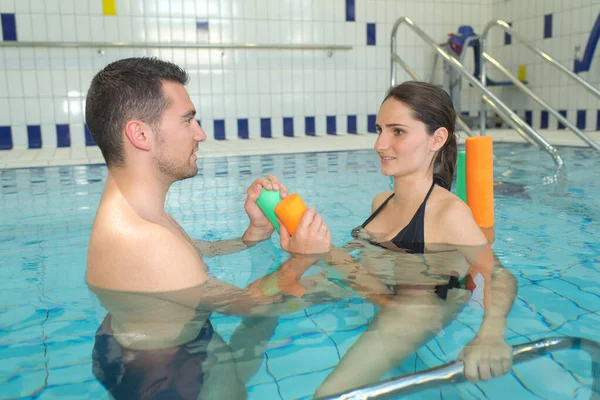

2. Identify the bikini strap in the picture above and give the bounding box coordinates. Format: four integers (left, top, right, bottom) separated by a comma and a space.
361, 193, 395, 228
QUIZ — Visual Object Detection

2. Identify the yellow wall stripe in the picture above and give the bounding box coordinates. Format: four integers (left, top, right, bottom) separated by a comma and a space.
102, 0, 117, 16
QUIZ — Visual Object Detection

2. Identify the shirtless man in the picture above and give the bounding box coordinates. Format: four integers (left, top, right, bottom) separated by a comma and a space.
84, 57, 331, 399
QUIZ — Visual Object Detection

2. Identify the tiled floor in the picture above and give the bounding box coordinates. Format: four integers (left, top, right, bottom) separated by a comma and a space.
1, 129, 599, 169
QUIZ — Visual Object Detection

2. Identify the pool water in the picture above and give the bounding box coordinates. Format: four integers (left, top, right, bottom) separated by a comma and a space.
1, 142, 599, 399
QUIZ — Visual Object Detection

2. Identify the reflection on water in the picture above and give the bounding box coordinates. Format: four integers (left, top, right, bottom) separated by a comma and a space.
88, 239, 515, 399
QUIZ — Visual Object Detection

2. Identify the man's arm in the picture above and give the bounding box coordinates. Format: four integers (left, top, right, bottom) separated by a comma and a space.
192, 224, 272, 258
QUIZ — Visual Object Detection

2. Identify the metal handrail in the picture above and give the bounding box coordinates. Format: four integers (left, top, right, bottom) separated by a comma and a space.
0, 41, 352, 51
481, 20, 600, 100
317, 336, 600, 400
482, 52, 600, 152
430, 36, 536, 145
389, 17, 563, 167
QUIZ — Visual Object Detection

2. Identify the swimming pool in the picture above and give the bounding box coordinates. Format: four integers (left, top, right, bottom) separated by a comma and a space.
1, 142, 599, 399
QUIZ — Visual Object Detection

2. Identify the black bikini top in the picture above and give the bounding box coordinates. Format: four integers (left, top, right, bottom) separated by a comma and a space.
353, 181, 436, 254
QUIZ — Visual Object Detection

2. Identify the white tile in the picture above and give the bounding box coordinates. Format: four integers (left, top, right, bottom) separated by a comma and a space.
338, 114, 348, 134
171, 18, 185, 42
10, 98, 26, 125
224, 94, 237, 118
39, 98, 55, 124
70, 124, 84, 146
248, 117, 260, 138
282, 94, 294, 116
121, 0, 136, 15
45, 14, 62, 41
293, 115, 304, 137
24, 99, 41, 124
74, 0, 89, 14
15, 14, 33, 41
212, 94, 225, 119
54, 98, 70, 124
156, 0, 169, 16
292, 93, 304, 116
11, 125, 27, 147
357, 114, 367, 133
271, 94, 282, 117
68, 98, 84, 124
224, 117, 236, 140
60, 14, 77, 41
0, 98, 11, 125
248, 93, 260, 117
235, 94, 249, 117
15, 0, 29, 12
184, 18, 196, 42
271, 117, 283, 138
304, 94, 315, 115
145, 18, 159, 42
104, 16, 119, 42
20, 70, 38, 98
0, 0, 16, 13
315, 115, 326, 135
259, 94, 271, 116
75, 16, 92, 42
35, 146, 56, 160
170, 0, 184, 17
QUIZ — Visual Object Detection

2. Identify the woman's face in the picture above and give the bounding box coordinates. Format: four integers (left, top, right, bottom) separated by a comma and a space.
374, 98, 439, 178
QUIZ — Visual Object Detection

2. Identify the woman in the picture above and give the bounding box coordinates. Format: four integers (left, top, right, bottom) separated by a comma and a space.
314, 81, 518, 397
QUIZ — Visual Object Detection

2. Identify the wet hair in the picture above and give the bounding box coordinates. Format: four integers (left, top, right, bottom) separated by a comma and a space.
85, 57, 189, 167
383, 81, 457, 190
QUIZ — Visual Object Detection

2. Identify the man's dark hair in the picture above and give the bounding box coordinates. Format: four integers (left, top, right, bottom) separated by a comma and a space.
85, 57, 189, 167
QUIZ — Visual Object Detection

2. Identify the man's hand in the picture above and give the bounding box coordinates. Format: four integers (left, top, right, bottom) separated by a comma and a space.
279, 207, 331, 256
243, 175, 290, 241
458, 335, 513, 383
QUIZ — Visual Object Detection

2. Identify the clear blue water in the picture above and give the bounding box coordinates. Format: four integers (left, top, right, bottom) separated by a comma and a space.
1, 143, 599, 399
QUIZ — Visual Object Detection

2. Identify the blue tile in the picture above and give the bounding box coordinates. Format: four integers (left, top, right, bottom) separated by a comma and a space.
56, 125, 70, 148
0, 126, 13, 150
283, 117, 293, 137
540, 110, 549, 129
577, 109, 586, 129
345, 0, 355, 22
367, 114, 377, 133
367, 23, 376, 46
538, 278, 600, 312
305, 116, 315, 136
260, 118, 271, 138
214, 119, 225, 140
278, 368, 332, 400
196, 20, 208, 31
27, 126, 42, 149
1, 14, 17, 41
246, 382, 280, 400
525, 110, 532, 126
504, 22, 512, 45
597, 110, 600, 131
326, 116, 336, 135
84, 125, 96, 146
237, 118, 248, 139
196, 119, 202, 127
544, 14, 553, 38
347, 115, 357, 134
557, 110, 567, 130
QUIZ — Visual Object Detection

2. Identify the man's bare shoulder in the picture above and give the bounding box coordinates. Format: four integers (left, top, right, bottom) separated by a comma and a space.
86, 204, 208, 292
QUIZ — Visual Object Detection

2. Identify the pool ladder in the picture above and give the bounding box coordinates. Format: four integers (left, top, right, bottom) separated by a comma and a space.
316, 336, 600, 400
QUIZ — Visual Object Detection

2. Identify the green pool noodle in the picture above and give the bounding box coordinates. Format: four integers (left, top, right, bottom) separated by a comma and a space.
456, 150, 467, 202
255, 188, 282, 233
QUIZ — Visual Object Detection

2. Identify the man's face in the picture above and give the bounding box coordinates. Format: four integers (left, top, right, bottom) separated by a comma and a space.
152, 81, 206, 181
